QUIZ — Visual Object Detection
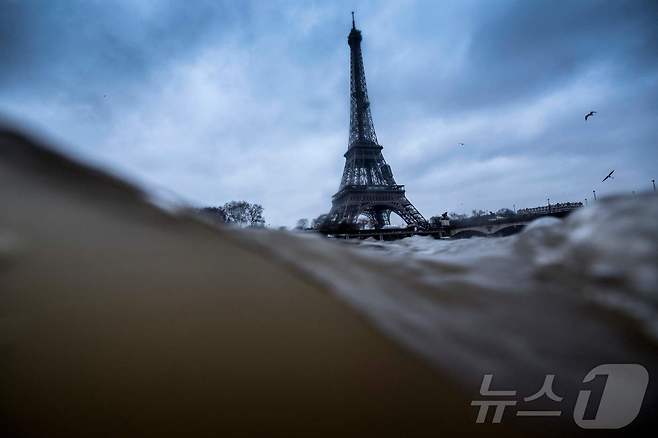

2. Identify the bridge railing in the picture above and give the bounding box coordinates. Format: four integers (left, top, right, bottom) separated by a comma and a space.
445, 203, 582, 229
516, 202, 582, 216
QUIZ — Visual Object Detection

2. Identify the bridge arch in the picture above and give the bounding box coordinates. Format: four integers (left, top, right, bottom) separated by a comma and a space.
451, 229, 487, 239
492, 224, 525, 237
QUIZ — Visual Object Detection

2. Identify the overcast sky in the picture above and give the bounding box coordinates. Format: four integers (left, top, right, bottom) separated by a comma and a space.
1, 0, 657, 226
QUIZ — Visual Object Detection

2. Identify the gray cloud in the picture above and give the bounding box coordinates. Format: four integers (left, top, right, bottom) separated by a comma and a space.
1, 0, 656, 225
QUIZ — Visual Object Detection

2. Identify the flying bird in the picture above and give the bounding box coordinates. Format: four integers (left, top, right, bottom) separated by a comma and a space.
585, 111, 597, 121
458, 142, 464, 147
602, 170, 615, 182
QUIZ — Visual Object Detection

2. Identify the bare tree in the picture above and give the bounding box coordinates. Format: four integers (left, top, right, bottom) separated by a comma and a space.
246, 203, 265, 228
295, 218, 309, 230
219, 201, 266, 228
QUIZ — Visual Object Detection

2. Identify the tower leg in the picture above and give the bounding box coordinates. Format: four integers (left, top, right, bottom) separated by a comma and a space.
373, 208, 390, 229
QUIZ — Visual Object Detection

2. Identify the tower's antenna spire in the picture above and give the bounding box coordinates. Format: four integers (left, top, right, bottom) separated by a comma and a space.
351, 11, 355, 29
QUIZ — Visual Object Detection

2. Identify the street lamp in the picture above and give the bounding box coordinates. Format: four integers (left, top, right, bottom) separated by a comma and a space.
584, 198, 588, 206
593, 190, 597, 201
653, 179, 656, 192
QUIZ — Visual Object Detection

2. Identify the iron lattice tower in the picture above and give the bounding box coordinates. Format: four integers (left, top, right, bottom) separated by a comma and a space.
327, 14, 428, 229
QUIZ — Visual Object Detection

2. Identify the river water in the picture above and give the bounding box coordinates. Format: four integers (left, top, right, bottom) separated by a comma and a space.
4, 126, 656, 432
243, 193, 658, 401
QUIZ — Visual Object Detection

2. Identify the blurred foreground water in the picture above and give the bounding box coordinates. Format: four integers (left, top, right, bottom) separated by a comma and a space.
247, 195, 658, 389
2, 125, 657, 435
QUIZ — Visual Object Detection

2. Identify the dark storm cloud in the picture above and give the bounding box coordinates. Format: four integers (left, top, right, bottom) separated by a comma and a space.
0, 0, 247, 94
371, 0, 658, 114
0, 0, 656, 225
465, 0, 658, 106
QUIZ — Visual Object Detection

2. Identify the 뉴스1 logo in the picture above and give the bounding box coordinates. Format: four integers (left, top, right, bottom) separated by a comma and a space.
471, 364, 648, 429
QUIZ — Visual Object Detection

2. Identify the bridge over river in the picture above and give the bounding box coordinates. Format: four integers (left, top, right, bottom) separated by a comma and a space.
325, 203, 582, 240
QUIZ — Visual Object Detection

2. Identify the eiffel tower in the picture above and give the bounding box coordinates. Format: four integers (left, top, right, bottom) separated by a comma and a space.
326, 13, 428, 229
